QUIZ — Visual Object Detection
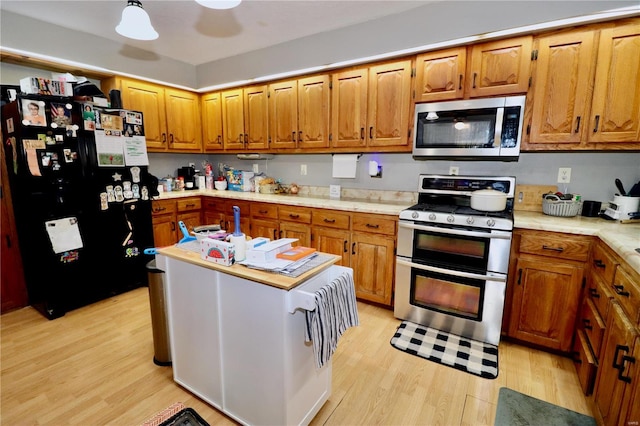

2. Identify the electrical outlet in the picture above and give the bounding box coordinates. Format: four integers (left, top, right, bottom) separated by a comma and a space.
188, 162, 195, 168
449, 166, 459, 175
252, 163, 259, 173
300, 164, 307, 175
557, 167, 571, 183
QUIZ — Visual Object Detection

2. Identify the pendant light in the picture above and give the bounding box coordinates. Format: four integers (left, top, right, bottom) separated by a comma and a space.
195, 0, 242, 10
115, 0, 158, 41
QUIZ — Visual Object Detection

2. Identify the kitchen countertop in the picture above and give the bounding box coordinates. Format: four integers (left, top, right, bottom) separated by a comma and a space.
155, 189, 639, 274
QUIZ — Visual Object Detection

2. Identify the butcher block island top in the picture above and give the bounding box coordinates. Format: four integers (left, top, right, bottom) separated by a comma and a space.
157, 244, 340, 290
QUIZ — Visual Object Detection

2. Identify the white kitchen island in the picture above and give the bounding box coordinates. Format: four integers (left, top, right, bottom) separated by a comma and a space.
156, 245, 348, 426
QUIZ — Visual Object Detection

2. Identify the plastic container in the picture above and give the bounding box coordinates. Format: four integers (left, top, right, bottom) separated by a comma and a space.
542, 197, 583, 217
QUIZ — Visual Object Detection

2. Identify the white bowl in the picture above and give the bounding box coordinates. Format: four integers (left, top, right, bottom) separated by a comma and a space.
214, 181, 227, 190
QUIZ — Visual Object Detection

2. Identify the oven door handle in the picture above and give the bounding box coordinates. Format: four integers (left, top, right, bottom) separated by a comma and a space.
396, 258, 507, 282
399, 221, 511, 239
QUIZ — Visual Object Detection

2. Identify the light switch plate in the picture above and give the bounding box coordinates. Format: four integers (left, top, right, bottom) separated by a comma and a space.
329, 184, 341, 199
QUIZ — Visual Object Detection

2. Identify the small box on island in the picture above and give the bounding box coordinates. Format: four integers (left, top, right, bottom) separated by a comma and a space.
276, 246, 316, 261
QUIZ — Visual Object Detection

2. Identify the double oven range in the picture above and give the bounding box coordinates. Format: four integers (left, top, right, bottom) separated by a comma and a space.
394, 174, 516, 346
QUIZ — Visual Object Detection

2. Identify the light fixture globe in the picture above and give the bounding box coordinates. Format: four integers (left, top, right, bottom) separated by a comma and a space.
195, 0, 242, 10
116, 0, 158, 41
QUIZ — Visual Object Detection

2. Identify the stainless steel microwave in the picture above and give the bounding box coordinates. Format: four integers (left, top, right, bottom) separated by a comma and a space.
413, 95, 526, 161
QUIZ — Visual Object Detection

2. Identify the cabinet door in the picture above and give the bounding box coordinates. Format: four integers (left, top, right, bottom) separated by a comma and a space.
298, 75, 330, 149
367, 60, 412, 148
528, 31, 596, 145
165, 89, 201, 151
152, 214, 177, 247
244, 85, 269, 150
589, 22, 640, 144
508, 257, 583, 351
593, 303, 638, 426
414, 47, 466, 102
202, 92, 224, 152
313, 227, 350, 266
221, 89, 245, 150
331, 68, 368, 148
351, 232, 395, 305
120, 79, 167, 150
251, 218, 279, 241
467, 36, 532, 98
268, 80, 298, 149
177, 211, 202, 240
621, 341, 640, 426
279, 222, 311, 247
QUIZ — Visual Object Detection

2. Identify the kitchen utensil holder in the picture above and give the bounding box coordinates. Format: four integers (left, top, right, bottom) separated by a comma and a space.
542, 198, 583, 217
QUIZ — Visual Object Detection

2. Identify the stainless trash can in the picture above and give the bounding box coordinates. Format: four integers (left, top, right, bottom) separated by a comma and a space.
146, 259, 172, 366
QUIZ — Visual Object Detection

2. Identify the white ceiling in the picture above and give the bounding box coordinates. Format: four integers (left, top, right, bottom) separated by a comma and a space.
0, 0, 433, 66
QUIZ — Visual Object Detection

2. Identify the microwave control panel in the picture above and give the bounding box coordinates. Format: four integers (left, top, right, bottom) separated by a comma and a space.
501, 106, 521, 148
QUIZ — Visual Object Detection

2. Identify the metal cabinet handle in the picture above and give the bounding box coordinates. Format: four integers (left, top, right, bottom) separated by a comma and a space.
292, 131, 296, 142
170, 134, 174, 144
593, 115, 600, 133
162, 133, 167, 143
352, 242, 356, 255
617, 355, 635, 383
574, 116, 581, 133
360, 128, 365, 140
343, 240, 348, 253
259, 209, 268, 214
458, 74, 463, 90
186, 203, 195, 208
582, 319, 592, 330
594, 259, 605, 268
171, 221, 176, 231
273, 229, 278, 240
517, 268, 523, 285
238, 133, 243, 143
613, 285, 630, 297
589, 288, 601, 299
154, 207, 166, 213
289, 214, 300, 219
217, 135, 221, 144
613, 344, 629, 370
369, 127, 373, 139
244, 134, 248, 144
366, 223, 380, 229
323, 218, 336, 223
542, 245, 564, 252
472, 72, 477, 89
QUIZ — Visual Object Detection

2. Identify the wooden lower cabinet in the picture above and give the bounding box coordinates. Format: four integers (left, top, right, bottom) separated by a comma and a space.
592, 303, 639, 426
203, 198, 250, 234
151, 199, 178, 247
176, 196, 202, 238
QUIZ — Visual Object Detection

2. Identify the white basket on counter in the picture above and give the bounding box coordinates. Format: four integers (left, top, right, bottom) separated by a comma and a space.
542, 195, 583, 217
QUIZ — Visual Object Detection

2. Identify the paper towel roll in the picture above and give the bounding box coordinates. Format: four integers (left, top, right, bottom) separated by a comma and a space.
332, 154, 359, 178
229, 234, 246, 262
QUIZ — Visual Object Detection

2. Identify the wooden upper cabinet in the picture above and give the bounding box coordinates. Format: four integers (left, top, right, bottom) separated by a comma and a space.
201, 92, 224, 152
331, 68, 368, 148
467, 36, 533, 98
109, 78, 201, 152
297, 75, 330, 149
221, 89, 245, 150
331, 60, 411, 149
589, 21, 640, 144
269, 80, 298, 149
221, 85, 269, 151
243, 85, 269, 151
119, 79, 167, 150
367, 60, 412, 148
268, 75, 330, 150
165, 88, 201, 151
528, 30, 596, 145
414, 47, 467, 102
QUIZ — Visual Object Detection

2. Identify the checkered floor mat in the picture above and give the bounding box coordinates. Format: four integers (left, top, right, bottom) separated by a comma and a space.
390, 321, 498, 379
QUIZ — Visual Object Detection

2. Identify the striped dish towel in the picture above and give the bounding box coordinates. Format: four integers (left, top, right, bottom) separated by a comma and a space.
304, 271, 359, 368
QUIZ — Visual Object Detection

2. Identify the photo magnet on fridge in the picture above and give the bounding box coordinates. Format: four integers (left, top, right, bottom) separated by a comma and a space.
21, 99, 46, 127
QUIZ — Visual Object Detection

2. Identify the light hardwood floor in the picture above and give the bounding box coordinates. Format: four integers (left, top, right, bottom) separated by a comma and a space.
1, 287, 591, 425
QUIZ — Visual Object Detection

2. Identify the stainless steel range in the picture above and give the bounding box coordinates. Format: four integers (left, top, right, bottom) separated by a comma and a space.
394, 174, 516, 345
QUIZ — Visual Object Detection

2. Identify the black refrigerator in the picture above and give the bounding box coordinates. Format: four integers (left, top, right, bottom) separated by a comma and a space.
1, 94, 155, 319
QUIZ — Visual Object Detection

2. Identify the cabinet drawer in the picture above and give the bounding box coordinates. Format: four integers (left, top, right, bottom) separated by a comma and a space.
591, 242, 619, 284
612, 266, 640, 325
581, 298, 606, 359
587, 270, 615, 323
152, 199, 176, 215
312, 210, 350, 230
251, 203, 278, 219
352, 213, 396, 235
278, 206, 311, 224
572, 329, 597, 396
519, 233, 590, 261
176, 197, 201, 212
202, 197, 222, 211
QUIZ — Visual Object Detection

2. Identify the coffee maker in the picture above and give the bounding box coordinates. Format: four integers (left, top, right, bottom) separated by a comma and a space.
178, 166, 196, 190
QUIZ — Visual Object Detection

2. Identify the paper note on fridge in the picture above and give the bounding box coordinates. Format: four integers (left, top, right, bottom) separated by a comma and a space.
45, 217, 83, 253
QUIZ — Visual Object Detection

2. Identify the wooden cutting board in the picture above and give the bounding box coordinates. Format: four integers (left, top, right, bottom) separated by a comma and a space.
514, 184, 557, 212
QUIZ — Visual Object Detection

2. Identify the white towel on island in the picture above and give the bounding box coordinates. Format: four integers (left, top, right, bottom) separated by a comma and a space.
305, 272, 359, 368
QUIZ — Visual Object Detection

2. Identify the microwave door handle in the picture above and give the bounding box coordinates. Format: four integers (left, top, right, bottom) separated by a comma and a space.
494, 107, 505, 148
396, 258, 507, 282
398, 221, 511, 239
